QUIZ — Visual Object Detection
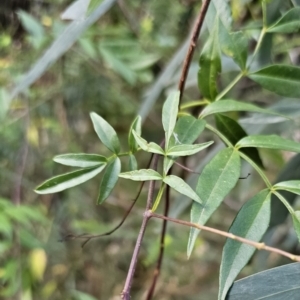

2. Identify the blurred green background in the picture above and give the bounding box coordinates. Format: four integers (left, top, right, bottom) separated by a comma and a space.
1, 0, 300, 299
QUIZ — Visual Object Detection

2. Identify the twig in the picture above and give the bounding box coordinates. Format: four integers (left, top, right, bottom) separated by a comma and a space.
146, 184, 170, 300
177, 0, 211, 102
150, 212, 300, 262
174, 161, 200, 174
121, 154, 160, 300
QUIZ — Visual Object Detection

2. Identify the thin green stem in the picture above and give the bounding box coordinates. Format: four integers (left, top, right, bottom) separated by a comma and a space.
262, 0, 267, 27
238, 152, 272, 188
205, 124, 233, 147
152, 183, 166, 212
180, 100, 209, 110
215, 72, 244, 101
272, 190, 294, 215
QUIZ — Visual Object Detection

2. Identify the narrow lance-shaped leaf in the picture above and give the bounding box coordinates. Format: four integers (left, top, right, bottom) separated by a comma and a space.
274, 180, 300, 196
90, 112, 120, 154
53, 153, 107, 168
215, 114, 264, 168
292, 211, 300, 243
97, 157, 121, 204
200, 99, 288, 119
169, 116, 206, 147
163, 175, 202, 204
198, 19, 221, 101
248, 65, 300, 98
35, 165, 105, 194
188, 148, 240, 257
128, 116, 142, 153
237, 135, 300, 153
226, 263, 300, 300
162, 91, 180, 148
219, 189, 271, 300
221, 31, 247, 70
132, 130, 165, 155
119, 169, 162, 181
167, 142, 213, 157
267, 7, 300, 33
128, 154, 138, 171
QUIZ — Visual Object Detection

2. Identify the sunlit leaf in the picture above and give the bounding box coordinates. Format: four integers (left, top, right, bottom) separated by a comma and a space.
167, 142, 213, 157
267, 7, 300, 33
162, 91, 180, 148
53, 153, 107, 168
198, 20, 221, 100
132, 130, 164, 155
200, 99, 288, 119
215, 114, 264, 168
249, 65, 300, 98
219, 190, 271, 300
35, 166, 105, 194
97, 157, 121, 204
90, 112, 120, 154
226, 263, 300, 300
188, 148, 240, 257
119, 169, 162, 181
163, 175, 202, 204
274, 180, 300, 195
237, 135, 300, 152
221, 31, 247, 70
128, 116, 142, 153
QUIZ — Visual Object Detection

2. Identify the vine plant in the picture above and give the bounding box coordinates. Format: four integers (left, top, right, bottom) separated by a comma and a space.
35, 1, 300, 299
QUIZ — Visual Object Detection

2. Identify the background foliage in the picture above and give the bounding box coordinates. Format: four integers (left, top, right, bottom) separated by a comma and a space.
1, 0, 300, 299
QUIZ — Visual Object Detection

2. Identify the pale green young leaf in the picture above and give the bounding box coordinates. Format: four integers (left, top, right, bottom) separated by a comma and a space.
218, 190, 271, 300
292, 211, 300, 243
237, 135, 300, 152
90, 112, 120, 154
128, 154, 138, 171
267, 7, 300, 33
132, 130, 165, 155
119, 169, 162, 181
169, 116, 206, 147
128, 116, 142, 153
53, 153, 107, 168
200, 99, 288, 119
274, 180, 300, 196
221, 31, 248, 70
188, 148, 240, 257
97, 157, 121, 204
167, 142, 213, 157
35, 166, 105, 194
163, 157, 174, 175
198, 20, 221, 100
162, 91, 180, 148
248, 65, 300, 98
163, 175, 202, 204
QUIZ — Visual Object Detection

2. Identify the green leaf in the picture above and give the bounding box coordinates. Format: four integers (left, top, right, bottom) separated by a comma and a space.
200, 99, 288, 119
237, 135, 300, 152
167, 142, 213, 157
53, 153, 107, 168
163, 175, 202, 204
163, 156, 174, 175
119, 169, 162, 181
221, 31, 248, 70
162, 91, 180, 148
97, 157, 121, 204
188, 148, 240, 257
248, 65, 300, 98
90, 112, 121, 154
267, 7, 300, 33
219, 189, 271, 300
215, 114, 264, 168
35, 166, 105, 194
292, 211, 300, 243
226, 263, 300, 300
169, 116, 206, 147
132, 130, 165, 155
128, 116, 142, 153
128, 154, 138, 171
274, 180, 300, 195
198, 20, 221, 100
